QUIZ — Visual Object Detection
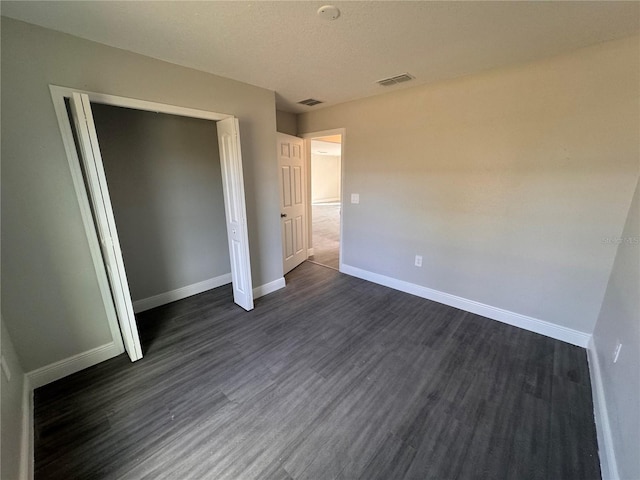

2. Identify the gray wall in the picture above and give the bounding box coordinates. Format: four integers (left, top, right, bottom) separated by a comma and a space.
299, 35, 639, 335
276, 110, 297, 136
91, 104, 230, 302
1, 317, 26, 480
592, 178, 639, 480
1, 17, 282, 372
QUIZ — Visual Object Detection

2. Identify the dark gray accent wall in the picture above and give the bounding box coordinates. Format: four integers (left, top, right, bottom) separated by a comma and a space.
91, 104, 230, 302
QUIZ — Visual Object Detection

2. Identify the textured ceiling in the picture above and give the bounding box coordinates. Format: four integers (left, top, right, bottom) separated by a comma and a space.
2, 1, 639, 113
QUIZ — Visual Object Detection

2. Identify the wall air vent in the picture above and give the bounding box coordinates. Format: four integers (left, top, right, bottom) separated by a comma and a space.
376, 73, 414, 86
298, 98, 323, 106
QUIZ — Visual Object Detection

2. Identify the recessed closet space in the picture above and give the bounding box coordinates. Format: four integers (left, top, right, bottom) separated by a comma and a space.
87, 103, 231, 311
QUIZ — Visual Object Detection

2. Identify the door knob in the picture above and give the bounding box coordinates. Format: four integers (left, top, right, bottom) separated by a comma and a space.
281, 213, 287, 218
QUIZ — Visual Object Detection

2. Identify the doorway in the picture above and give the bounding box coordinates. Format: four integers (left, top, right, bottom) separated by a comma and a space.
308, 134, 342, 270
51, 86, 254, 362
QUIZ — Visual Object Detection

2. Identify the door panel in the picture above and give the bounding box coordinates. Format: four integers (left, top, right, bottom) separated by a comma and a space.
281, 167, 292, 207
293, 166, 303, 204
283, 219, 294, 258
278, 134, 307, 274
217, 117, 254, 311
69, 93, 143, 362
295, 216, 304, 256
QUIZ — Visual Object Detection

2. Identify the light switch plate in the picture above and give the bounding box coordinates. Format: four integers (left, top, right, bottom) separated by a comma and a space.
351, 193, 360, 204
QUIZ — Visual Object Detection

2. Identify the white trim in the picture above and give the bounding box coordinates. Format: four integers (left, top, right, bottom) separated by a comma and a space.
307, 248, 315, 257
20, 376, 33, 480
253, 277, 286, 299
133, 273, 232, 313
587, 338, 619, 480
27, 342, 121, 390
340, 264, 591, 347
49, 86, 125, 355
50, 85, 230, 121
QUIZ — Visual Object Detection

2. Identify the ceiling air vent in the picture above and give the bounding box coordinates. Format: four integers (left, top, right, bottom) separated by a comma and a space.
376, 73, 414, 87
298, 98, 323, 106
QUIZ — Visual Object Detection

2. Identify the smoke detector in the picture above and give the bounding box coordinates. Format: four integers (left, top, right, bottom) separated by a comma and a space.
317, 5, 340, 21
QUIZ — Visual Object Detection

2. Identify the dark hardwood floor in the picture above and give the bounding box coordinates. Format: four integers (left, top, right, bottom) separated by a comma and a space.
34, 262, 601, 479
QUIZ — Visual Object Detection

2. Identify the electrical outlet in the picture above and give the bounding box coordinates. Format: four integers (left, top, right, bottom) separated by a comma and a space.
613, 342, 622, 363
415, 255, 423, 267
351, 193, 360, 204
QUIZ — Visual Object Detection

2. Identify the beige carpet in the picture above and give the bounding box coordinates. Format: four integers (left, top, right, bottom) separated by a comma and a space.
309, 203, 340, 269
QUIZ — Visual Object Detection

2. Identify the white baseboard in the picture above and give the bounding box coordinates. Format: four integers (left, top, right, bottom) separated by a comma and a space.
587, 339, 619, 480
307, 248, 315, 257
253, 277, 286, 299
20, 376, 33, 480
133, 273, 232, 313
27, 342, 121, 390
340, 264, 591, 347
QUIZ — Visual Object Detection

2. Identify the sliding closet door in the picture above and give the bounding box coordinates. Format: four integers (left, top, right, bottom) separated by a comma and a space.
216, 117, 254, 311
69, 92, 143, 361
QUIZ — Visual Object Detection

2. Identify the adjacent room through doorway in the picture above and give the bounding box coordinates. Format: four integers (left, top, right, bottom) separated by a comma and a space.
308, 135, 342, 270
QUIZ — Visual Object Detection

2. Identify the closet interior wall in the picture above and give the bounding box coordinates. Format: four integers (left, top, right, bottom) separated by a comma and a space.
88, 103, 231, 306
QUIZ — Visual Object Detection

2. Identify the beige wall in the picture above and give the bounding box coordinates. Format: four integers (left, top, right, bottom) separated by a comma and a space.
92, 104, 230, 302
311, 154, 341, 203
1, 318, 26, 480
1, 18, 281, 371
592, 178, 639, 480
276, 110, 297, 136
299, 35, 639, 334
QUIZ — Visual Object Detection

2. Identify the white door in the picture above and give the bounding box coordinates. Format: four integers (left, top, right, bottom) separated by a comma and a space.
217, 118, 254, 311
278, 133, 307, 274
69, 93, 143, 361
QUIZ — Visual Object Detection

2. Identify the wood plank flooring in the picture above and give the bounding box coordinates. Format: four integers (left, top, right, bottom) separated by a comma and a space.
34, 262, 601, 479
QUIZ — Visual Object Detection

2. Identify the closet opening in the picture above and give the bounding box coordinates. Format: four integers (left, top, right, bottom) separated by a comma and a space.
51, 86, 253, 362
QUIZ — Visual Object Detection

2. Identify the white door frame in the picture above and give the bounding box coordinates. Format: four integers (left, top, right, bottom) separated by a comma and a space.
49, 85, 254, 359
299, 128, 346, 272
